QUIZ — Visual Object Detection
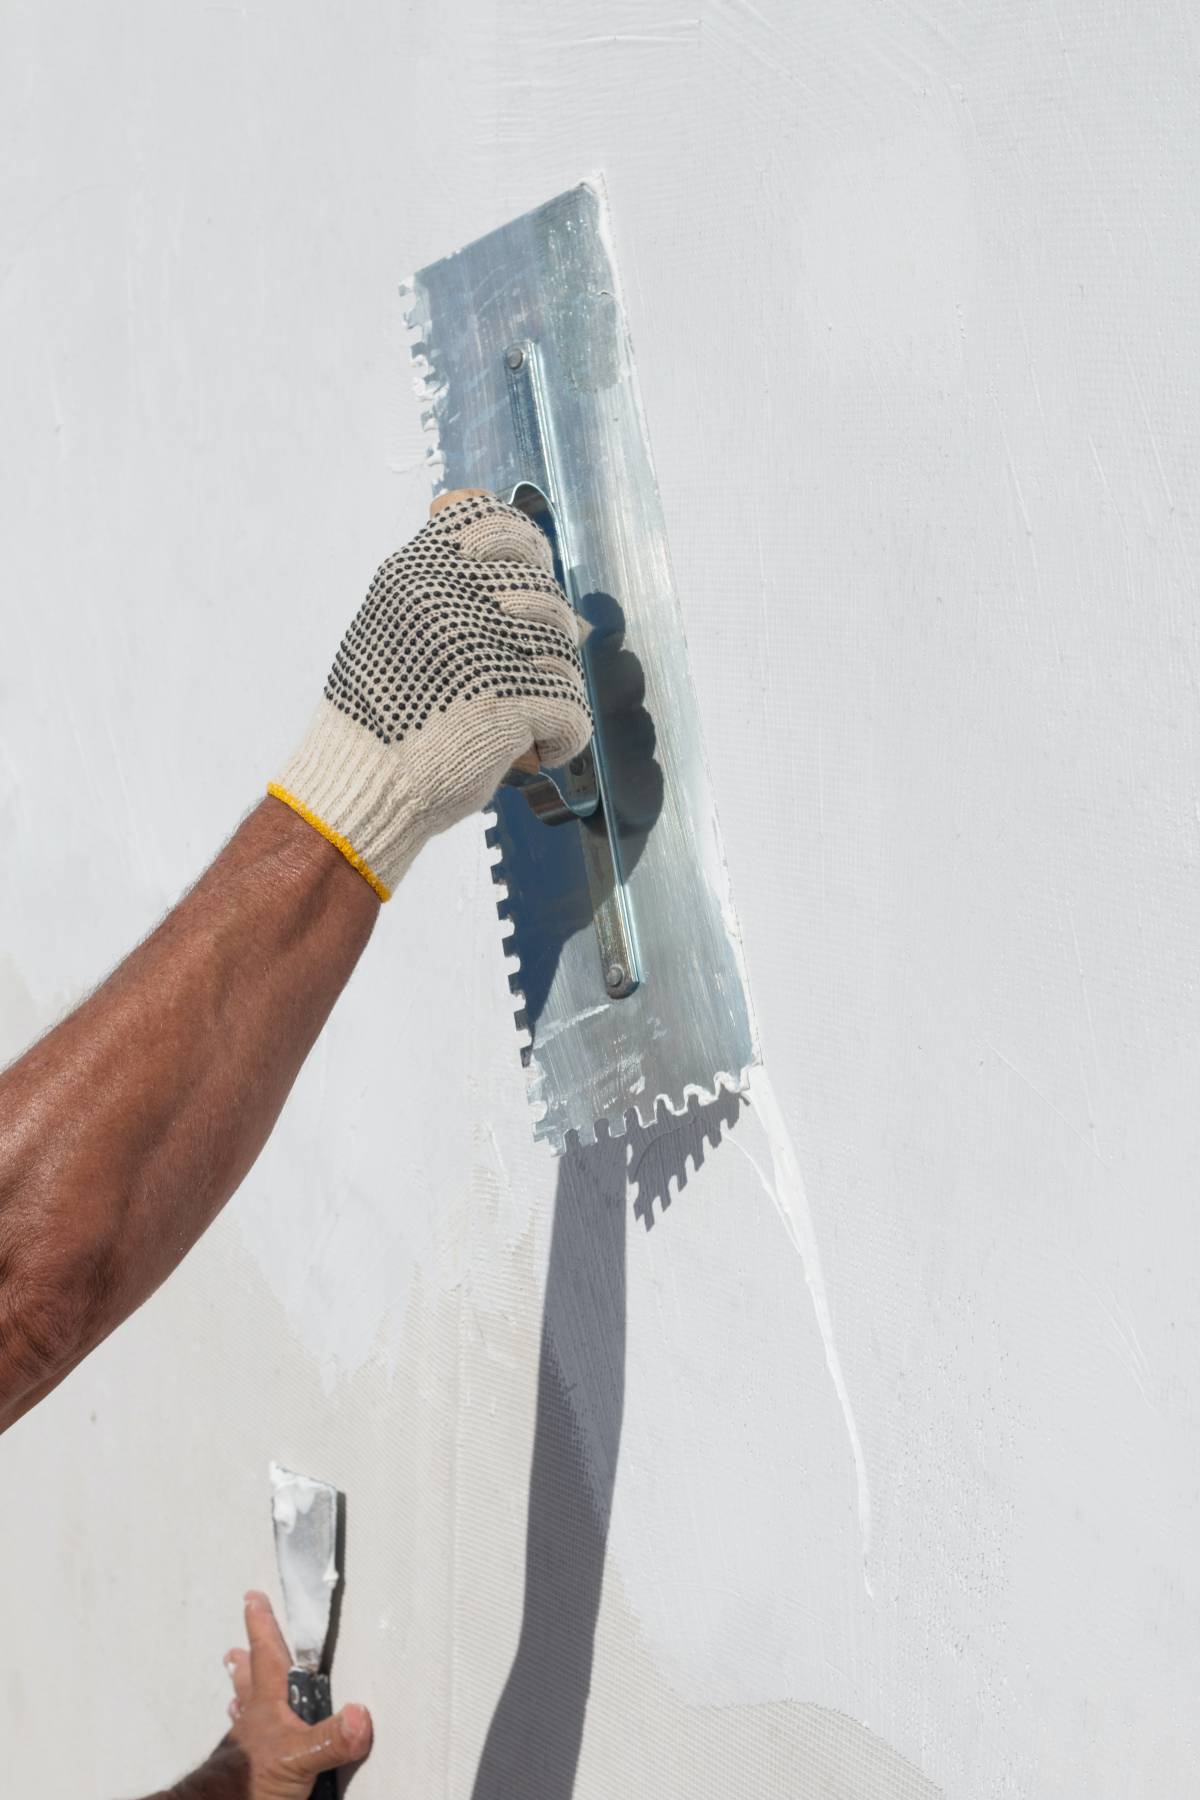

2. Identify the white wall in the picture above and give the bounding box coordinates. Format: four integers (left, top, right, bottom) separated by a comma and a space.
2, 3, 1198, 1795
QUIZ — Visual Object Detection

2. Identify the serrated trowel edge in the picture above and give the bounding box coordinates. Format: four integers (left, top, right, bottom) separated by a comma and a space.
484, 807, 756, 1152
402, 182, 760, 1149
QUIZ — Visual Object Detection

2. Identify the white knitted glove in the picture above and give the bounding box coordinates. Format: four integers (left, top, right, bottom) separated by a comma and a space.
270, 492, 592, 900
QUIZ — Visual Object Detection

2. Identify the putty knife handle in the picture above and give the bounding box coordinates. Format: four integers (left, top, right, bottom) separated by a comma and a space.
286, 1667, 339, 1799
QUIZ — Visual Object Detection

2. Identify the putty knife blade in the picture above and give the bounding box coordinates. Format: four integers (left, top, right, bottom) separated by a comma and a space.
269, 1461, 338, 1674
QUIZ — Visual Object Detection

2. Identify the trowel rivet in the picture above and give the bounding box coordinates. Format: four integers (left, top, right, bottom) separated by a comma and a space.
605, 963, 626, 991
505, 346, 525, 370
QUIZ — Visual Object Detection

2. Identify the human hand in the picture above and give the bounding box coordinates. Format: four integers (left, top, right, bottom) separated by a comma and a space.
221, 1590, 372, 1800
270, 489, 592, 902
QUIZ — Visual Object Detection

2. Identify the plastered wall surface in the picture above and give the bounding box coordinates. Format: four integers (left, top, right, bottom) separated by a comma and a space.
2, 3, 1198, 1796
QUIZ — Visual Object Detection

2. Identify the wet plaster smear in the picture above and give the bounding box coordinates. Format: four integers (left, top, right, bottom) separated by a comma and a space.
2, 3, 1199, 1796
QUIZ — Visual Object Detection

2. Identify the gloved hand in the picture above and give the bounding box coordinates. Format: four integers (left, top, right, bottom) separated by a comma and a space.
270, 490, 592, 900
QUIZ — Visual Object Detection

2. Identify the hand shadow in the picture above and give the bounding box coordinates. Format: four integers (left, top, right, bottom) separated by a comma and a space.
469, 1086, 743, 1800
493, 589, 664, 1036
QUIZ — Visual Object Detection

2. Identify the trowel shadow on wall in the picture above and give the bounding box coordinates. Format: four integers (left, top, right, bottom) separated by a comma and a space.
470, 1086, 743, 1800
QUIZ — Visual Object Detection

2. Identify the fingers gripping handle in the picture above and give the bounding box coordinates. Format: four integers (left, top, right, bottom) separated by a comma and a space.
429, 488, 574, 783
433, 491, 545, 783
287, 1668, 339, 1800
428, 485, 489, 516
273, 484, 591, 899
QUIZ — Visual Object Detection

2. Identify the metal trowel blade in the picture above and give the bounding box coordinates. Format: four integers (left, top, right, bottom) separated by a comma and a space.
402, 181, 759, 1149
269, 1462, 339, 1674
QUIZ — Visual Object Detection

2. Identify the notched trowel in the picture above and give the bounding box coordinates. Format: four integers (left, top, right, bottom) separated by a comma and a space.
402, 180, 758, 1149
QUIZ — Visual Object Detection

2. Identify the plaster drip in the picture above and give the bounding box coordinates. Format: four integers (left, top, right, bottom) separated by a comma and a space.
736, 1068, 874, 1599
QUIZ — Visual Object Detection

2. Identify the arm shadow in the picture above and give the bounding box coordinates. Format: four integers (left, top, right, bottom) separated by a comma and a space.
470, 1085, 743, 1800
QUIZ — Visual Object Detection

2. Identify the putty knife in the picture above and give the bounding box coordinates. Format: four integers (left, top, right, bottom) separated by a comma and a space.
270, 1462, 342, 1800
402, 179, 759, 1148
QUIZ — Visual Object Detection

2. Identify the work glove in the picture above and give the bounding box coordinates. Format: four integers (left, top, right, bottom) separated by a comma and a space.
270, 490, 592, 900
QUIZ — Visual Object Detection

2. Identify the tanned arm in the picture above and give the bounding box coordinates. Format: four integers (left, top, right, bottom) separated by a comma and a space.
0, 798, 377, 1434
0, 494, 591, 1800
0, 491, 591, 1445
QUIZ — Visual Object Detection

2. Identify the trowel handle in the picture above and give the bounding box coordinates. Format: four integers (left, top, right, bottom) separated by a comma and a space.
286, 1667, 339, 1800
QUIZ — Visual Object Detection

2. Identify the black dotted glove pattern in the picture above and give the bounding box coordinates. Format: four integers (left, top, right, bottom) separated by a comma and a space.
325, 493, 591, 754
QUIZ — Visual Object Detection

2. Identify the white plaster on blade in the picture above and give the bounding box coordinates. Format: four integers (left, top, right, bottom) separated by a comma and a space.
269, 1462, 338, 1669
400, 280, 448, 491
734, 1066, 875, 1600
533, 1000, 610, 1046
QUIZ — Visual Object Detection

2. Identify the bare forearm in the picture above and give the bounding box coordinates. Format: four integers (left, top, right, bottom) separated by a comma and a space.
139, 1740, 250, 1800
0, 492, 578, 1438
0, 798, 377, 1429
